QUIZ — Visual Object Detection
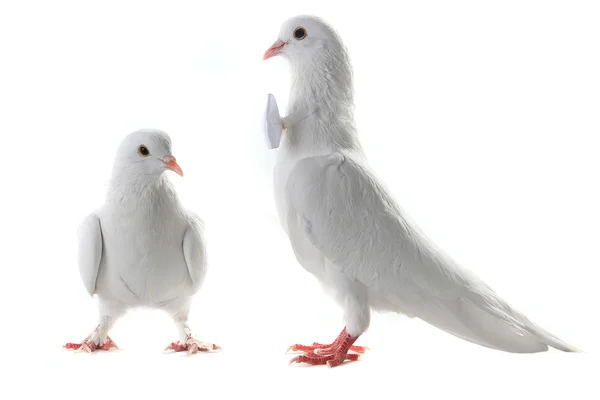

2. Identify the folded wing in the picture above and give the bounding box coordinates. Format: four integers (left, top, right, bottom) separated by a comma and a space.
285, 151, 579, 353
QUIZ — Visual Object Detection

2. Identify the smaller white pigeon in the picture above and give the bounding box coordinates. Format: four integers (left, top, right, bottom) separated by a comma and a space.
64, 129, 219, 354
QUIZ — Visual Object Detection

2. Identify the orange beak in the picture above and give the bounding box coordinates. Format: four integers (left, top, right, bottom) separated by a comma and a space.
263, 39, 286, 60
162, 155, 183, 177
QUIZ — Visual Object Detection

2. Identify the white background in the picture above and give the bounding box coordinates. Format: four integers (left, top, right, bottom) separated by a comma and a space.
1, 0, 598, 398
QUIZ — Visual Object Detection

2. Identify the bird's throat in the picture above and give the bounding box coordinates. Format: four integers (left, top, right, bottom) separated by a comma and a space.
286, 68, 359, 153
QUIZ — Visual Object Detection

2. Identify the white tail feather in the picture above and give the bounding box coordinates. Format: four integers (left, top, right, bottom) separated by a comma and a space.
408, 287, 581, 353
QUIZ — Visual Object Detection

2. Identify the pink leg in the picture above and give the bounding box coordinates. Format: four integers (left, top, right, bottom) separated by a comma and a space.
64, 325, 119, 353
165, 334, 221, 354
287, 327, 369, 355
288, 327, 366, 368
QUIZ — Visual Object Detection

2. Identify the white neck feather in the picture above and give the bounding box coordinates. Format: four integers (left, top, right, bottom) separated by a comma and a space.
106, 165, 178, 210
285, 46, 363, 154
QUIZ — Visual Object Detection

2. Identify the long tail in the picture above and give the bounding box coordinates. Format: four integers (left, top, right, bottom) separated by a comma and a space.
522, 318, 581, 353
412, 285, 581, 353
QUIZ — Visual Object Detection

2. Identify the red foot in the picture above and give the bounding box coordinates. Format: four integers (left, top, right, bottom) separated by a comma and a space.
288, 327, 364, 368
289, 352, 360, 367
288, 342, 369, 354
165, 335, 221, 354
64, 336, 119, 352
287, 327, 369, 354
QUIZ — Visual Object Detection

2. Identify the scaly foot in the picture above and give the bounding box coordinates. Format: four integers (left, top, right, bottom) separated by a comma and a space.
165, 334, 221, 354
287, 327, 368, 354
287, 342, 369, 354
289, 351, 360, 367
287, 327, 365, 367
64, 331, 119, 353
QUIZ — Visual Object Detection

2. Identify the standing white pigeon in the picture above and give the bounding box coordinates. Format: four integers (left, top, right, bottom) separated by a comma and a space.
65, 129, 219, 354
263, 15, 580, 367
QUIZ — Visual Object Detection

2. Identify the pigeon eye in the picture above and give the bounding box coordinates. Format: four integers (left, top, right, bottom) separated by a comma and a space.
293, 27, 306, 40
137, 145, 150, 157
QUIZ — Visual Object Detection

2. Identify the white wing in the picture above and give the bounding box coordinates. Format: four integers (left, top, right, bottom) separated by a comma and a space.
182, 211, 208, 294
77, 213, 103, 297
285, 151, 579, 353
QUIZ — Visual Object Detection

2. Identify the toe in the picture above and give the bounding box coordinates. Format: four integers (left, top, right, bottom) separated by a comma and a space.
287, 344, 316, 353
349, 345, 369, 354
314, 347, 336, 355
165, 341, 185, 352
187, 343, 199, 354
326, 353, 360, 368
79, 343, 92, 353
183, 338, 220, 353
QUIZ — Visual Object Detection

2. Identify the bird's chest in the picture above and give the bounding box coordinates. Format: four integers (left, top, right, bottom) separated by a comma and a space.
272, 134, 334, 280
273, 133, 331, 233
100, 208, 188, 302
272, 145, 302, 231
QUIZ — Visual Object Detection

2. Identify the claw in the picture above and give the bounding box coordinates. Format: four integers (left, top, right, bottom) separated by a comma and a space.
286, 344, 302, 354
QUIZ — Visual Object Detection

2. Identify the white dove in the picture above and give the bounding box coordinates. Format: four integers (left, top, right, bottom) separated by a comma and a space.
64, 128, 219, 354
263, 15, 580, 367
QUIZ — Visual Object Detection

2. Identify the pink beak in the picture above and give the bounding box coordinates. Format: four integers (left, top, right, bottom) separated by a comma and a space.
162, 155, 183, 177
263, 39, 286, 60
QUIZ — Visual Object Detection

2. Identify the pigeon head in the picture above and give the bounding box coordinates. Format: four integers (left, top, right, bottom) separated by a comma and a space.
263, 15, 347, 66
263, 15, 353, 115
113, 129, 183, 179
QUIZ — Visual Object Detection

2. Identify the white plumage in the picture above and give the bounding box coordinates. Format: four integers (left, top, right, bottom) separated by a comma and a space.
65, 128, 219, 353
263, 15, 579, 367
